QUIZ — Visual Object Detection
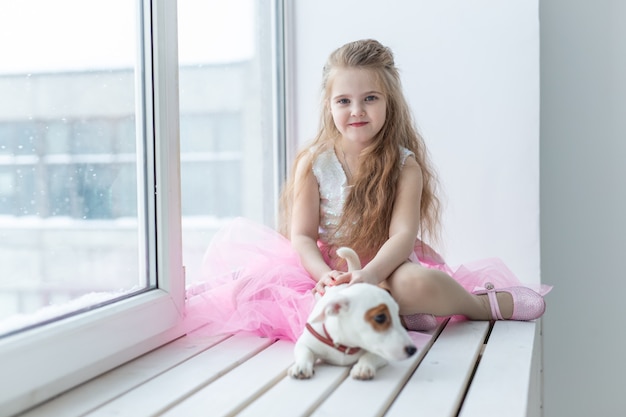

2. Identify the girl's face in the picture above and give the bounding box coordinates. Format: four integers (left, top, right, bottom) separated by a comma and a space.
328, 68, 387, 147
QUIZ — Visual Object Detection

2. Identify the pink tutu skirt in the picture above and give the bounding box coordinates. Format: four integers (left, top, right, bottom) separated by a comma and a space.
185, 217, 551, 342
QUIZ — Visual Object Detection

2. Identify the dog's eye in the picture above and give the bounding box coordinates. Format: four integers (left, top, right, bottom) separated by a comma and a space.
366, 304, 393, 331
374, 313, 388, 324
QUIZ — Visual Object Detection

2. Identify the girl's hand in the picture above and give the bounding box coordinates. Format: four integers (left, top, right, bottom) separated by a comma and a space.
313, 269, 381, 295
337, 269, 380, 286
313, 270, 342, 295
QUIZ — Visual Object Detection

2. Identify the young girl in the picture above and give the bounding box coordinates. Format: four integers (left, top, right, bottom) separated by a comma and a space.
186, 39, 550, 341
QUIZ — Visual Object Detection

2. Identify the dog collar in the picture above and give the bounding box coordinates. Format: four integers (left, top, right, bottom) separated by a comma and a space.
305, 323, 361, 355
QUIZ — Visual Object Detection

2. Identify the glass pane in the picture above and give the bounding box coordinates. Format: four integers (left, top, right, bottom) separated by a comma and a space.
178, 0, 277, 285
0, 0, 150, 336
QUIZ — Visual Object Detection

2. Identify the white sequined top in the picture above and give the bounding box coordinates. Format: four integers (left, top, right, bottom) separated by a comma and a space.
311, 146, 414, 244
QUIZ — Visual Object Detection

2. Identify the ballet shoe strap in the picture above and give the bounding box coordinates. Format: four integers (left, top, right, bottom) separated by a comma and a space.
486, 289, 504, 320
474, 283, 503, 320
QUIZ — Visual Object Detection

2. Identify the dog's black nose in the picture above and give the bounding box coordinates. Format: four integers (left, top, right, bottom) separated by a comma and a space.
405, 345, 417, 356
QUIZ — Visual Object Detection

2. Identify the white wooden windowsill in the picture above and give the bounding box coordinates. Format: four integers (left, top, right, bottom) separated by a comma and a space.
17, 319, 542, 417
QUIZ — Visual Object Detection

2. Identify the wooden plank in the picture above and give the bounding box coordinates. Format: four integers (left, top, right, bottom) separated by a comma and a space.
19, 321, 540, 417
459, 321, 537, 417
386, 320, 490, 417
527, 320, 543, 417
311, 327, 440, 417
83, 334, 273, 417
19, 333, 228, 417
237, 363, 350, 417
161, 340, 295, 417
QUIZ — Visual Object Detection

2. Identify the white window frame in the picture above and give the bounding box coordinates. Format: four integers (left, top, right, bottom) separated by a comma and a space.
0, 1, 184, 415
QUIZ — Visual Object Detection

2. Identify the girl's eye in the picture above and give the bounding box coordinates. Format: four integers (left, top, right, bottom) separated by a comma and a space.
365, 95, 378, 102
337, 98, 350, 105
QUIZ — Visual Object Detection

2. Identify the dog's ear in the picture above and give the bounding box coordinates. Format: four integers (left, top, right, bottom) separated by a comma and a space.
310, 295, 350, 323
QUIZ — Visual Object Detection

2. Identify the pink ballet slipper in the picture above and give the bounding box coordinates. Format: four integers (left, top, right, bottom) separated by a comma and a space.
401, 313, 438, 331
473, 282, 546, 321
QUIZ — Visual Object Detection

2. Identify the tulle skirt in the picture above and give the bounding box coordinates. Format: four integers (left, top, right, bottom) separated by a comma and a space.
184, 217, 551, 342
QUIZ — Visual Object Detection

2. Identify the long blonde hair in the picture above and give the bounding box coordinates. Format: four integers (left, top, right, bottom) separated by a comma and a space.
279, 39, 442, 256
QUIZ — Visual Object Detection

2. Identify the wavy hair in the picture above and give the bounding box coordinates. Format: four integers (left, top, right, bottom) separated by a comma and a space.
279, 39, 442, 256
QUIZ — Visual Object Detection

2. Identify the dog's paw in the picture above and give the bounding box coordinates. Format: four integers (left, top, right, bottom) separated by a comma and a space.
350, 362, 376, 380
288, 362, 315, 379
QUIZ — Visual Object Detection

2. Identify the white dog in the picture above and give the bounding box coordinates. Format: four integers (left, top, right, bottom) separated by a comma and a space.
288, 247, 417, 380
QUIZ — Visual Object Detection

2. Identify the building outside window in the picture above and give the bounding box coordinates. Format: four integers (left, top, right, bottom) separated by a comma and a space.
178, 0, 279, 285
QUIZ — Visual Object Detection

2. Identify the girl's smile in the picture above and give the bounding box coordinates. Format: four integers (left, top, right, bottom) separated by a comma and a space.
349, 121, 368, 127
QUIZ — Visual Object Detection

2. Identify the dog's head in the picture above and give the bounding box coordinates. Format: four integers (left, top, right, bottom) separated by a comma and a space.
309, 283, 416, 361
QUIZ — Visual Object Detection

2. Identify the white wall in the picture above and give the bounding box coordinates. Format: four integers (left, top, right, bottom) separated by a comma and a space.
287, 1, 626, 415
287, 0, 541, 284
540, 0, 626, 416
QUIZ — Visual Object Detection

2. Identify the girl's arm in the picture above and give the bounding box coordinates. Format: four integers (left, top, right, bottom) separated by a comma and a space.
342, 157, 423, 285
289, 154, 333, 283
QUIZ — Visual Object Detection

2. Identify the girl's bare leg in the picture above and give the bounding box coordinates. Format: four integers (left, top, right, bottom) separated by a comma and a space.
380, 262, 514, 320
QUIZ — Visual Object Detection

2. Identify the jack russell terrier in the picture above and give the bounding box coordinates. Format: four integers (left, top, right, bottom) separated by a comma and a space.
288, 247, 417, 380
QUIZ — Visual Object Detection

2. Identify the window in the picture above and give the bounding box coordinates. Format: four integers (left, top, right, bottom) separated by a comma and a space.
0, 1, 184, 414
177, 0, 283, 286
0, 0, 281, 414
0, 1, 150, 336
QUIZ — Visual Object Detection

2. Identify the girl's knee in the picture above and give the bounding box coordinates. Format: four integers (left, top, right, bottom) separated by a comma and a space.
387, 266, 460, 315
388, 266, 444, 301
